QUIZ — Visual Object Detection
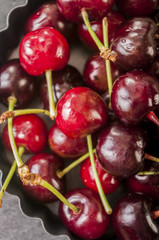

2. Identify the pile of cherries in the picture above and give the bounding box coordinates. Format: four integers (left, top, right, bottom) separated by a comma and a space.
1, 0, 159, 239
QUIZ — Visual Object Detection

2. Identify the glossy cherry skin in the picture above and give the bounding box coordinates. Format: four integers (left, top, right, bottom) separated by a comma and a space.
19, 27, 70, 76
24, 2, 75, 41
80, 153, 119, 194
111, 17, 157, 71
40, 65, 83, 109
48, 122, 88, 159
56, 87, 108, 138
112, 193, 159, 240
83, 53, 122, 94
0, 59, 36, 109
2, 114, 47, 154
56, 0, 115, 23
22, 153, 65, 203
116, 0, 158, 17
111, 70, 159, 125
78, 10, 125, 50
127, 161, 159, 202
96, 122, 146, 178
59, 188, 110, 240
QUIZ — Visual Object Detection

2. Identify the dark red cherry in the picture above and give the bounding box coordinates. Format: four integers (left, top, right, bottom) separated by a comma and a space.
96, 122, 146, 178
40, 65, 83, 109
111, 17, 157, 71
48, 122, 88, 159
78, 10, 125, 50
112, 193, 159, 240
83, 53, 122, 94
24, 2, 75, 41
56, 0, 115, 23
2, 114, 47, 154
127, 160, 159, 202
59, 188, 110, 239
22, 153, 65, 203
0, 59, 36, 109
19, 27, 70, 76
80, 153, 119, 194
116, 0, 158, 17
56, 87, 108, 138
111, 70, 159, 125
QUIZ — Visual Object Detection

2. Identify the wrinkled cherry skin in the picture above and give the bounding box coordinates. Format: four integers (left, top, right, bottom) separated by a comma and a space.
56, 0, 115, 23
59, 188, 110, 240
112, 193, 159, 240
22, 153, 65, 203
0, 59, 36, 109
19, 27, 70, 76
127, 161, 159, 202
111, 70, 159, 125
24, 2, 75, 41
56, 87, 108, 138
2, 114, 47, 154
78, 10, 125, 50
116, 0, 158, 17
48, 122, 88, 159
83, 54, 122, 94
111, 18, 157, 71
40, 65, 83, 109
96, 122, 146, 178
80, 153, 119, 194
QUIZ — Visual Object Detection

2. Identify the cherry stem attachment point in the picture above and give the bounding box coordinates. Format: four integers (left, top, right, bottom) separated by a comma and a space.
57, 149, 96, 179
145, 153, 159, 163
87, 134, 112, 215
152, 210, 159, 220
45, 70, 56, 120
0, 146, 25, 207
146, 111, 159, 127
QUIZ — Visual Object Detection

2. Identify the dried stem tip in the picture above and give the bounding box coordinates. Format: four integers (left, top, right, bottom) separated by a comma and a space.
18, 165, 42, 186
0, 111, 14, 124
100, 47, 117, 62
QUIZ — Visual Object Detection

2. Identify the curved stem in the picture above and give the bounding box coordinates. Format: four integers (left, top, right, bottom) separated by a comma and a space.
137, 171, 159, 176
40, 179, 80, 213
87, 134, 112, 215
57, 149, 96, 179
145, 153, 159, 163
45, 70, 56, 120
0, 146, 25, 207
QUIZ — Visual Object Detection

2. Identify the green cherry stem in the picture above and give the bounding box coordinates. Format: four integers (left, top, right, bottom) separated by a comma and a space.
87, 134, 112, 215
0, 146, 25, 207
137, 171, 159, 176
145, 153, 159, 163
45, 69, 56, 120
57, 149, 96, 179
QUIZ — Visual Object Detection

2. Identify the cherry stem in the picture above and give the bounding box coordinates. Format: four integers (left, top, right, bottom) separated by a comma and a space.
0, 146, 25, 207
152, 210, 159, 220
146, 111, 159, 127
8, 96, 24, 168
45, 70, 56, 120
40, 179, 80, 213
145, 153, 159, 163
57, 149, 96, 179
137, 171, 159, 176
102, 17, 113, 108
87, 134, 112, 215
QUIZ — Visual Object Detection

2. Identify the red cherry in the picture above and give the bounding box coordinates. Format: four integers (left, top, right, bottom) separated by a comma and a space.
19, 27, 70, 76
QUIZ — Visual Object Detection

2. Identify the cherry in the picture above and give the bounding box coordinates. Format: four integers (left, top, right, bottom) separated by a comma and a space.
24, 2, 75, 41
80, 153, 119, 194
40, 65, 83, 109
78, 10, 125, 50
56, 0, 115, 23
56, 87, 108, 138
110, 17, 157, 71
59, 188, 110, 239
112, 193, 159, 240
19, 27, 70, 76
2, 114, 47, 154
96, 122, 146, 178
22, 153, 65, 203
111, 70, 159, 125
48, 122, 88, 159
0, 59, 37, 109
83, 53, 122, 94
116, 0, 158, 17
